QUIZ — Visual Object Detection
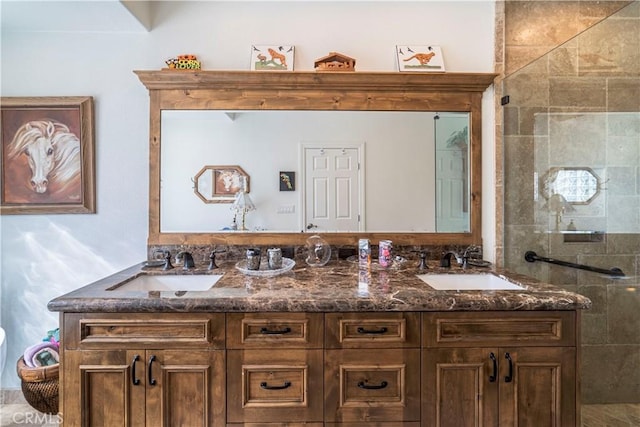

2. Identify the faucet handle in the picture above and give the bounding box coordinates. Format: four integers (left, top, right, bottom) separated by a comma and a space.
412, 250, 429, 270
161, 251, 174, 271
208, 248, 227, 270
463, 245, 482, 257
418, 251, 429, 271
208, 250, 220, 270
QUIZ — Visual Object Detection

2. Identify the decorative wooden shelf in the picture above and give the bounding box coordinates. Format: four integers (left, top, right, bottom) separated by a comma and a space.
135, 70, 497, 93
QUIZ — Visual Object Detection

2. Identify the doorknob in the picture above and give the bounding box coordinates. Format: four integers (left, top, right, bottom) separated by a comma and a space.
306, 223, 317, 230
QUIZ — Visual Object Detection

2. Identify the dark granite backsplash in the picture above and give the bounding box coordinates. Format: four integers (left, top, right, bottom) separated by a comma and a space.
148, 244, 480, 267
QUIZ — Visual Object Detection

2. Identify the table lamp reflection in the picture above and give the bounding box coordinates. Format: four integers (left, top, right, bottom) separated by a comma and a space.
231, 190, 256, 231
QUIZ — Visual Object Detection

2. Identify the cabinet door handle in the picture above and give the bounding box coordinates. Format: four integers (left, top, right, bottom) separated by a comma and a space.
260, 327, 291, 335
356, 326, 388, 334
504, 352, 513, 383
148, 355, 157, 386
489, 352, 497, 383
357, 380, 388, 390
131, 354, 141, 386
260, 381, 291, 390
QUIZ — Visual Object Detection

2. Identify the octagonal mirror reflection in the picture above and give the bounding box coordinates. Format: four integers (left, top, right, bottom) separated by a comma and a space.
540, 167, 601, 205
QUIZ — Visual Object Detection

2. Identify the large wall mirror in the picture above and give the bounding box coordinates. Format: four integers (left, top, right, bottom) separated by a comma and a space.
136, 70, 496, 246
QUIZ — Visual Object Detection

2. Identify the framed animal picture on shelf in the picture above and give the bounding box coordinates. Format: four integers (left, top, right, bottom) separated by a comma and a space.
396, 45, 446, 72
0, 96, 95, 214
250, 45, 295, 71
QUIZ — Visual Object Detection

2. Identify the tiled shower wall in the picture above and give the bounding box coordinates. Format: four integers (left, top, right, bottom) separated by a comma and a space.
499, 1, 640, 404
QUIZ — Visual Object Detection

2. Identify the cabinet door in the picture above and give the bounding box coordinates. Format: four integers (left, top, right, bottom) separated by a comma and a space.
423, 348, 499, 427
498, 347, 576, 427
63, 350, 146, 427
145, 350, 225, 427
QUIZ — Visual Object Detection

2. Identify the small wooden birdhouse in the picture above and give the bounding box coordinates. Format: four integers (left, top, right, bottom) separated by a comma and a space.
314, 52, 356, 72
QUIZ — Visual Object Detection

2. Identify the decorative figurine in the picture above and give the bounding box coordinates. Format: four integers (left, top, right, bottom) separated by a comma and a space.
165, 54, 201, 70
314, 52, 356, 72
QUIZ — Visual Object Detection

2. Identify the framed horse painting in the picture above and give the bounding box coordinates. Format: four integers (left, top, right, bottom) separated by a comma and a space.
0, 96, 95, 214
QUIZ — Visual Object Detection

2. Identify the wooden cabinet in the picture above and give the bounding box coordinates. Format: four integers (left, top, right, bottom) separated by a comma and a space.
422, 311, 578, 427
61, 313, 225, 427
59, 310, 579, 426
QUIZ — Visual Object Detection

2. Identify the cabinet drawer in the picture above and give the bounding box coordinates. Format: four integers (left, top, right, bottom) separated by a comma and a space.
325, 312, 420, 348
227, 349, 323, 423
63, 313, 225, 350
324, 349, 421, 422
227, 313, 323, 349
227, 422, 324, 427
326, 424, 420, 427
227, 424, 323, 427
422, 311, 576, 347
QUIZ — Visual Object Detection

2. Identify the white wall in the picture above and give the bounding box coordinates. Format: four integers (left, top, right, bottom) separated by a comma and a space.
0, 1, 495, 388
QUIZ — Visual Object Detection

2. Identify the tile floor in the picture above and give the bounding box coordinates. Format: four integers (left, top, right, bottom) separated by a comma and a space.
1, 390, 639, 426
581, 403, 640, 427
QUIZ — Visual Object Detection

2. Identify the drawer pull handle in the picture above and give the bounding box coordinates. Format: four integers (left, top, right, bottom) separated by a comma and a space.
489, 352, 497, 383
148, 355, 157, 386
260, 381, 291, 390
356, 326, 388, 334
131, 355, 141, 386
260, 327, 292, 335
357, 380, 388, 390
504, 352, 513, 383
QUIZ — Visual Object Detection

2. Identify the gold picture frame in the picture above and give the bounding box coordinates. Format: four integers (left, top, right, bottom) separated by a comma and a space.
1, 96, 95, 214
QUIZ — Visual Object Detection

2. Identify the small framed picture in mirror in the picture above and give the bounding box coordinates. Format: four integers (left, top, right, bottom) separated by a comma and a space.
280, 171, 295, 191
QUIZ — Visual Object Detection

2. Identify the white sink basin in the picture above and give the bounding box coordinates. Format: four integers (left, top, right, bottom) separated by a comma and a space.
416, 273, 525, 291
109, 274, 224, 292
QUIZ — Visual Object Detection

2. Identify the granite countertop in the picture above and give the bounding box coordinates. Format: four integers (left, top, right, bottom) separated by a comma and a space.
47, 258, 592, 313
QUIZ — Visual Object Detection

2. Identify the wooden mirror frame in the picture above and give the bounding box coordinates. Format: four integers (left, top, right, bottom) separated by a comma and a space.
135, 70, 496, 246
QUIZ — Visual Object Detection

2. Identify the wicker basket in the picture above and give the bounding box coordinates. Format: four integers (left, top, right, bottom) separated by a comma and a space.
16, 356, 59, 414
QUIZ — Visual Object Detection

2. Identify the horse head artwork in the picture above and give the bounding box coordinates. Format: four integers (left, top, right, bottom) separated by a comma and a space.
7, 119, 81, 195
217, 169, 245, 194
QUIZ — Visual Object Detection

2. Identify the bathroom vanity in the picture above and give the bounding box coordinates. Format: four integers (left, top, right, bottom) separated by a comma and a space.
48, 70, 589, 425
48, 261, 590, 426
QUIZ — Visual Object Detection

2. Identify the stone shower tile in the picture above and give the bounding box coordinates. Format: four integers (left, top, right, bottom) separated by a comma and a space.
607, 285, 640, 344
608, 79, 640, 112
581, 344, 640, 404
549, 78, 607, 109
